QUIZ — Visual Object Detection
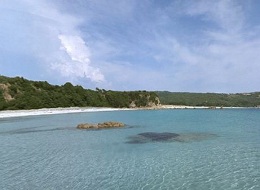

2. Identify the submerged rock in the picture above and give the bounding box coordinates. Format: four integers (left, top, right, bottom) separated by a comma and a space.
77, 121, 125, 129
127, 132, 179, 144
126, 132, 218, 144
173, 133, 218, 142
138, 132, 179, 141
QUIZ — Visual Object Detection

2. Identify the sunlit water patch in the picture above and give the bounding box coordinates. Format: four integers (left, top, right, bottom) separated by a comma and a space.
0, 109, 259, 189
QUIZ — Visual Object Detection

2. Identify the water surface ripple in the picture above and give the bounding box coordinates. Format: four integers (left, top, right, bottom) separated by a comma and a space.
0, 109, 259, 189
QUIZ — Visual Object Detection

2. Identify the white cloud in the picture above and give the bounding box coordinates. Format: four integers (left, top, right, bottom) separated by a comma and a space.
0, 0, 104, 84
57, 35, 104, 82
1, 0, 259, 92
58, 35, 91, 63
147, 0, 260, 92
184, 0, 244, 33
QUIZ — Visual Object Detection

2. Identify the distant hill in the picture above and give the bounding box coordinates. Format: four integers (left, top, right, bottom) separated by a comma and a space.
156, 91, 260, 107
0, 75, 160, 110
1, 75, 259, 110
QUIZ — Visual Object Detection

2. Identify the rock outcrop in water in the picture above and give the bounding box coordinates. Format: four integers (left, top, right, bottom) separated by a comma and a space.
126, 132, 218, 144
77, 121, 125, 129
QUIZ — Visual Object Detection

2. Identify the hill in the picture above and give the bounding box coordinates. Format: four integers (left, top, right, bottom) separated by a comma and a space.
156, 91, 260, 107
1, 75, 259, 110
0, 76, 160, 110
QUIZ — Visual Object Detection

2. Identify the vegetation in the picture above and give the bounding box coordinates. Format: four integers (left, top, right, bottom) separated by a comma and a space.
156, 91, 260, 107
0, 75, 160, 110
1, 75, 259, 110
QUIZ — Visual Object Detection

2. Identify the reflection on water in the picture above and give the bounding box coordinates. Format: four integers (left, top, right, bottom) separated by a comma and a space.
127, 132, 218, 144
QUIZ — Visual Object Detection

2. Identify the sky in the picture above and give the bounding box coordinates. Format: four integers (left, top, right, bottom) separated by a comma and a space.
0, 0, 260, 93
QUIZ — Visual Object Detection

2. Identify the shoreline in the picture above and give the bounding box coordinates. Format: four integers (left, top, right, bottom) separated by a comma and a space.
0, 107, 133, 119
0, 105, 258, 119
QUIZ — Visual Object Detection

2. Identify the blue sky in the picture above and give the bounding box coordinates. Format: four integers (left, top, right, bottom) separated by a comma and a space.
0, 0, 260, 92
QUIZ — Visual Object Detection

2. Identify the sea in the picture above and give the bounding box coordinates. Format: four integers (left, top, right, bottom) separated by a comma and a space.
0, 109, 259, 190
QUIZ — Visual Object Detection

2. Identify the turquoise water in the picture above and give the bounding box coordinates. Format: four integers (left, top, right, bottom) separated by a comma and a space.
0, 109, 259, 189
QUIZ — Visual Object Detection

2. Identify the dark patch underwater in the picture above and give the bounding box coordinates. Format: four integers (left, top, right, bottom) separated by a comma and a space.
126, 132, 218, 144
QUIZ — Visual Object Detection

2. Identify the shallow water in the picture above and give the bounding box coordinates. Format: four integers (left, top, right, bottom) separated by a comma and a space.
0, 109, 259, 189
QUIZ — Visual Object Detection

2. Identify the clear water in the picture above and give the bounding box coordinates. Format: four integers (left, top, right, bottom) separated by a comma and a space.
0, 109, 259, 190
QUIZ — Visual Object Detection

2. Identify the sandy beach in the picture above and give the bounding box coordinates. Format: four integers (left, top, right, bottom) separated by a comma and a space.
0, 106, 197, 118
0, 106, 198, 118
0, 105, 254, 119
0, 107, 133, 119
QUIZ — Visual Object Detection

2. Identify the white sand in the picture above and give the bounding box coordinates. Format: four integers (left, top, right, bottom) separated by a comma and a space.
0, 107, 132, 118
0, 105, 252, 118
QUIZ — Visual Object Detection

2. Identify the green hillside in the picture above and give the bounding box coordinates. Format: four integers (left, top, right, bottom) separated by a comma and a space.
1, 75, 259, 110
0, 75, 160, 110
156, 91, 260, 107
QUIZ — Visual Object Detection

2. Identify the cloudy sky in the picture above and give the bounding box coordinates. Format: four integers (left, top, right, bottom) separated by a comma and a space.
0, 0, 260, 92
